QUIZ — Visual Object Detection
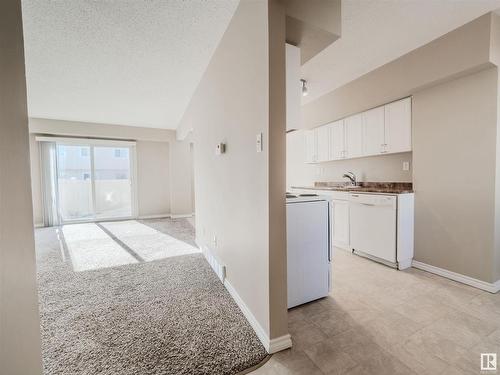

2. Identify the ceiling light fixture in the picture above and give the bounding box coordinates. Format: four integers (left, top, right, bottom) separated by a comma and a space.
300, 79, 308, 96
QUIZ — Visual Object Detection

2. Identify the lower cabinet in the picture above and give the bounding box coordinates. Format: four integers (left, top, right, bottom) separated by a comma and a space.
331, 199, 350, 250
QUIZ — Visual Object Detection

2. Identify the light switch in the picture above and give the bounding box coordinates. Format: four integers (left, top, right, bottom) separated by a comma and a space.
256, 133, 263, 153
215, 143, 226, 155
403, 161, 410, 171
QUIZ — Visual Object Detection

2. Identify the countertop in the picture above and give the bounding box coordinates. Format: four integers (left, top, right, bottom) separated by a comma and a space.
290, 182, 413, 195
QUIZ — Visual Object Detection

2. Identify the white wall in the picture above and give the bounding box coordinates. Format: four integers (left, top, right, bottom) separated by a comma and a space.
177, 0, 288, 345
0, 0, 42, 373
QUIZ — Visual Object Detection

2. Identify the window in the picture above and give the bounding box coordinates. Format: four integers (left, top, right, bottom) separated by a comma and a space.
56, 143, 134, 222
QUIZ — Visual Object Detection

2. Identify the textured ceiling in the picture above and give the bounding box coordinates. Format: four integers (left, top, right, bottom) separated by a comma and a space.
302, 0, 500, 104
22, 0, 239, 129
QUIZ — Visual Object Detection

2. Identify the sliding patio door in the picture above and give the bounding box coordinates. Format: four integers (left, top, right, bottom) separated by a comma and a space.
56, 141, 136, 223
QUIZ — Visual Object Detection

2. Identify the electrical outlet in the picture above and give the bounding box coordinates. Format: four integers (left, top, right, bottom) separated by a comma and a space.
403, 161, 410, 171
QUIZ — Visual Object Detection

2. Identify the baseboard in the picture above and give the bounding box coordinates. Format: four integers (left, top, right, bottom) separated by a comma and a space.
34, 222, 44, 228
412, 260, 500, 293
268, 334, 293, 353
223, 279, 292, 354
137, 214, 171, 219
170, 213, 193, 219
397, 258, 413, 270
198, 243, 226, 283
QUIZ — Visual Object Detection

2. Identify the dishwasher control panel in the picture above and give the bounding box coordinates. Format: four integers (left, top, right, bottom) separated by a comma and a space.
349, 193, 396, 208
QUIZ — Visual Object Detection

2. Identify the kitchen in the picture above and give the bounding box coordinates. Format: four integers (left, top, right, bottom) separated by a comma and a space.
284, 10, 500, 309
286, 87, 415, 307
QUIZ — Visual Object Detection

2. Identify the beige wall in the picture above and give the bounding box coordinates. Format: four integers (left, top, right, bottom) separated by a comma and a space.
29, 118, 193, 223
177, 0, 288, 342
0, 0, 42, 373
413, 67, 498, 283
29, 117, 175, 142
296, 13, 500, 283
496, 68, 500, 282
268, 0, 288, 340
287, 130, 412, 188
302, 13, 496, 130
169, 136, 194, 216
136, 141, 171, 217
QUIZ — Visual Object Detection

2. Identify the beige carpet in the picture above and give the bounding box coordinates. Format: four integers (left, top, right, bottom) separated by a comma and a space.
35, 218, 267, 375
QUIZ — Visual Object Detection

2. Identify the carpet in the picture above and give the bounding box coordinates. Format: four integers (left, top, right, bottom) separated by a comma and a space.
35, 219, 267, 375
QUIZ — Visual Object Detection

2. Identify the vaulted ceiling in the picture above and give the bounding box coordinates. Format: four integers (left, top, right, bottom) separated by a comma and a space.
22, 1, 500, 129
302, 0, 500, 104
22, 0, 239, 129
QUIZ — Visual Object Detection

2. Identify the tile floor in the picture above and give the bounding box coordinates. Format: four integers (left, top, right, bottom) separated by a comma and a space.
253, 249, 500, 375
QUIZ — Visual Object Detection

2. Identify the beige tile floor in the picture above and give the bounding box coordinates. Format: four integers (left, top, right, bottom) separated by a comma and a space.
253, 249, 500, 375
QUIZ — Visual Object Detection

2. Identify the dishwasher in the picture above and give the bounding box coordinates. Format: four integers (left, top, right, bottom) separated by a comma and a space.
349, 193, 397, 265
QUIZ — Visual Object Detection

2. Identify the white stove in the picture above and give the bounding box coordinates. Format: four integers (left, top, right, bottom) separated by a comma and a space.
286, 192, 331, 308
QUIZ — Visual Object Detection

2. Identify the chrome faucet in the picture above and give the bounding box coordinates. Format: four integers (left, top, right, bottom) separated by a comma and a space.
343, 171, 357, 186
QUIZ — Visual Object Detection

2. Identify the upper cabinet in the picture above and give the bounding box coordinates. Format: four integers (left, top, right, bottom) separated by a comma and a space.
384, 97, 412, 154
305, 130, 317, 163
329, 120, 345, 160
303, 97, 412, 163
316, 125, 330, 162
362, 106, 385, 156
345, 113, 363, 159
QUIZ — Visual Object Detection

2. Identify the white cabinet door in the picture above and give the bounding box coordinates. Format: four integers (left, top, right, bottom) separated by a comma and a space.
305, 130, 317, 163
330, 120, 345, 160
362, 106, 385, 156
316, 125, 330, 162
331, 199, 350, 250
345, 113, 363, 158
384, 97, 412, 153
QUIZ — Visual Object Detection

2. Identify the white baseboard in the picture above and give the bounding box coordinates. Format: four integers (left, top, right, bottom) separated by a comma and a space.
199, 243, 226, 283
34, 222, 44, 228
412, 260, 500, 293
397, 258, 413, 270
170, 213, 193, 219
268, 334, 293, 353
224, 279, 291, 354
137, 213, 171, 219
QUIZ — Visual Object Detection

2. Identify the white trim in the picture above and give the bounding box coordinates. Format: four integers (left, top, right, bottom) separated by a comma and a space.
269, 334, 293, 353
170, 213, 193, 218
412, 260, 500, 293
137, 214, 171, 219
34, 222, 44, 228
198, 243, 226, 282
397, 258, 413, 270
223, 279, 292, 354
